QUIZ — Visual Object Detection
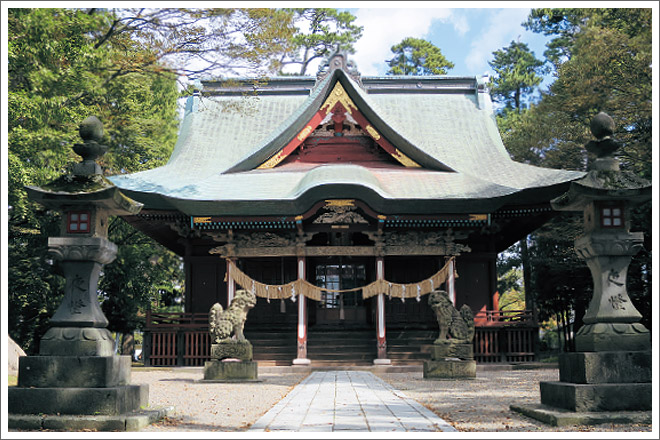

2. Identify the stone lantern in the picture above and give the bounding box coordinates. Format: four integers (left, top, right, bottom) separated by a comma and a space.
551, 112, 651, 352
9, 116, 170, 431
511, 112, 652, 426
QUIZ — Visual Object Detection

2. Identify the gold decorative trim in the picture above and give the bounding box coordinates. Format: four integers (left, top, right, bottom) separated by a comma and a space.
325, 199, 355, 207
193, 217, 212, 224
365, 125, 381, 140
392, 149, 421, 168
320, 82, 358, 115
469, 214, 488, 221
296, 125, 314, 142
257, 151, 286, 169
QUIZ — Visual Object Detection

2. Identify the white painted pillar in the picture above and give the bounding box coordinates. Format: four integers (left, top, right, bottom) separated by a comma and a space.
226, 258, 236, 308
374, 257, 391, 365
447, 258, 456, 306
293, 256, 310, 365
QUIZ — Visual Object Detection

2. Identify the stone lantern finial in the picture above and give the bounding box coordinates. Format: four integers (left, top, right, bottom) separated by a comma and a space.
584, 112, 620, 171
72, 115, 108, 176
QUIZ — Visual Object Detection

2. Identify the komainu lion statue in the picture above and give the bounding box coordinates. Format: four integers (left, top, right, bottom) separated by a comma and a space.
209, 289, 257, 343
428, 289, 475, 344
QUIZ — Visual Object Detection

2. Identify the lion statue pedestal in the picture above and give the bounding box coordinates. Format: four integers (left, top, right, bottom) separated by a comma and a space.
202, 290, 260, 382
423, 290, 477, 380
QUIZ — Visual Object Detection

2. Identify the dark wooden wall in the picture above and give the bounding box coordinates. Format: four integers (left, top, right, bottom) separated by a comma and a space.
184, 253, 497, 330
185, 256, 227, 314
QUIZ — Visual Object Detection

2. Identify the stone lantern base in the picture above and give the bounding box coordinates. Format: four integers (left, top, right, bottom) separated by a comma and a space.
511, 349, 652, 426
8, 354, 171, 431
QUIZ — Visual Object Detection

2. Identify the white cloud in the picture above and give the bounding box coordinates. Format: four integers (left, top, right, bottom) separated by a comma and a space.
351, 8, 455, 76
464, 8, 531, 74
452, 14, 470, 37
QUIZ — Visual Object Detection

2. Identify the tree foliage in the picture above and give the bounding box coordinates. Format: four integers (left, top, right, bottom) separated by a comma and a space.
489, 41, 546, 112
100, 219, 184, 335
277, 8, 363, 75
386, 37, 454, 75
494, 8, 653, 349
7, 8, 264, 353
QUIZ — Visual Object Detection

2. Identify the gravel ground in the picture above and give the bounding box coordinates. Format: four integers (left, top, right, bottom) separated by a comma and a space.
132, 367, 308, 432
134, 366, 653, 433
375, 368, 654, 433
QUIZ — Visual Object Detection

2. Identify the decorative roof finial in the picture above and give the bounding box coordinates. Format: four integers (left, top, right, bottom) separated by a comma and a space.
72, 116, 108, 176
316, 47, 362, 86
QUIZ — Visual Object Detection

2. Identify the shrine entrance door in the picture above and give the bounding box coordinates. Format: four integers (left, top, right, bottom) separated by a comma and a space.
311, 257, 371, 327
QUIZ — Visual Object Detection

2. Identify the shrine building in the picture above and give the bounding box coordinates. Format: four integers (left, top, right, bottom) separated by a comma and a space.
109, 52, 584, 367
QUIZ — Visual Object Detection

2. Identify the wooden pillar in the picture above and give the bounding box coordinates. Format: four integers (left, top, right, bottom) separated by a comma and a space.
292, 256, 310, 365
183, 242, 192, 313
373, 257, 391, 365
226, 257, 236, 308
489, 255, 499, 312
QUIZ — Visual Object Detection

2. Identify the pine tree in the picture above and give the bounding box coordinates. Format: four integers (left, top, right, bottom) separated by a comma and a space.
386, 37, 454, 76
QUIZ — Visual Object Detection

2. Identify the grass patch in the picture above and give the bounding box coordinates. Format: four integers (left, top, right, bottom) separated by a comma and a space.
8, 375, 18, 386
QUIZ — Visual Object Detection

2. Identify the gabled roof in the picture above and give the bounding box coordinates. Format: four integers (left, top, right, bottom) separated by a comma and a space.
109, 53, 584, 216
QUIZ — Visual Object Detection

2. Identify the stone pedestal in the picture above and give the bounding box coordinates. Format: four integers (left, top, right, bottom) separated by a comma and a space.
424, 341, 476, 380
512, 350, 652, 425
8, 355, 170, 431
203, 360, 259, 382
539, 350, 651, 412
429, 340, 474, 360
203, 340, 259, 381
424, 358, 476, 379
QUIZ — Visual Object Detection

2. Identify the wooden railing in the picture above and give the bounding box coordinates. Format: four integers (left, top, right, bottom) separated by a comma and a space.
143, 309, 537, 366
473, 309, 536, 363
474, 327, 536, 363
474, 309, 534, 326
144, 311, 211, 366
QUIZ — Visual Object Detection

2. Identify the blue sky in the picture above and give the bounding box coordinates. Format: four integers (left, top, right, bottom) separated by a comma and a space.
337, 6, 554, 88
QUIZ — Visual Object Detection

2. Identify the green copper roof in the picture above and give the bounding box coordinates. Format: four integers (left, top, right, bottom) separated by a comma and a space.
110, 62, 584, 216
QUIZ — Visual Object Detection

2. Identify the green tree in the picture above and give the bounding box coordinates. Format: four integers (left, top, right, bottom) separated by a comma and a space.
100, 220, 184, 337
7, 8, 184, 353
496, 254, 526, 313
78, 8, 296, 81
386, 37, 454, 75
6, 8, 294, 353
489, 41, 546, 112
501, 8, 653, 349
276, 8, 363, 75
489, 41, 545, 320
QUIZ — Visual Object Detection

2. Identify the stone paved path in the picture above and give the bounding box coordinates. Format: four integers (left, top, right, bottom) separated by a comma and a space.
249, 370, 456, 432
